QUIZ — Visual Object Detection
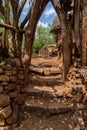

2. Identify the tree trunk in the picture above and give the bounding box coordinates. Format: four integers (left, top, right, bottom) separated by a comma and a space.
74, 0, 81, 56
24, 0, 49, 86
51, 0, 71, 80
4, 0, 9, 50
11, 31, 17, 57
81, 0, 87, 65
68, 22, 73, 64
17, 32, 23, 58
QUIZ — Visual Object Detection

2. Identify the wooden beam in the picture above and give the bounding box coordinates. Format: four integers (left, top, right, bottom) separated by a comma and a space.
0, 22, 25, 33
0, 22, 17, 31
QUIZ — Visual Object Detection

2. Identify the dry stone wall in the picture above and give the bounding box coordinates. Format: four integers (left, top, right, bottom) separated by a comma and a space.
65, 66, 87, 129
0, 58, 25, 130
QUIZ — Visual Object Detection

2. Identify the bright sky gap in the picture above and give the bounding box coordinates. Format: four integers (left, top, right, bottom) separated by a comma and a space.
20, 1, 57, 27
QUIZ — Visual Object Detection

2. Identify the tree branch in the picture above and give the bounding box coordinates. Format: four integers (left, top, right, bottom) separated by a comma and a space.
20, 9, 31, 29
0, 22, 17, 31
18, 0, 26, 20
0, 22, 25, 33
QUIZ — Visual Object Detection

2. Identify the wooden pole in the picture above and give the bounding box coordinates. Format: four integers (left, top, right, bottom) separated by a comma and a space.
4, 0, 9, 49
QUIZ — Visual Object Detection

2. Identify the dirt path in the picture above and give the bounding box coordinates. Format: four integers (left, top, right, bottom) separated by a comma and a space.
15, 112, 75, 130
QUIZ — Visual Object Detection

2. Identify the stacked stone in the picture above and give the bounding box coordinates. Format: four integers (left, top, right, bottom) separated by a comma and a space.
66, 67, 83, 84
65, 67, 85, 92
65, 66, 87, 129
0, 58, 25, 129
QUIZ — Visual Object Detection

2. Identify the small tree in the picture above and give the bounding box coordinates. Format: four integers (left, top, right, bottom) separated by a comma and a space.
33, 25, 55, 54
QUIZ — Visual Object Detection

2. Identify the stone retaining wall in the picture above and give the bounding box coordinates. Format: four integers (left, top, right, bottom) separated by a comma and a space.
0, 58, 25, 129
65, 66, 87, 129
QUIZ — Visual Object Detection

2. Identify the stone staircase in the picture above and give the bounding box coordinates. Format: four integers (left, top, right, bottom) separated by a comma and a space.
21, 62, 72, 117
29, 64, 64, 85
16, 62, 87, 130
24, 97, 71, 117
15, 65, 87, 130
29, 74, 63, 86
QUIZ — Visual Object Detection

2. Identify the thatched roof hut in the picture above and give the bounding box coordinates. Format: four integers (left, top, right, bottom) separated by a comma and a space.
50, 16, 61, 34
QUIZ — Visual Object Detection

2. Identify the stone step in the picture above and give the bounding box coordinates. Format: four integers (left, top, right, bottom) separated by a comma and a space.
21, 85, 70, 99
30, 74, 62, 80
29, 75, 63, 86
29, 66, 62, 76
30, 61, 60, 68
24, 98, 47, 113
29, 79, 63, 86
24, 97, 72, 116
